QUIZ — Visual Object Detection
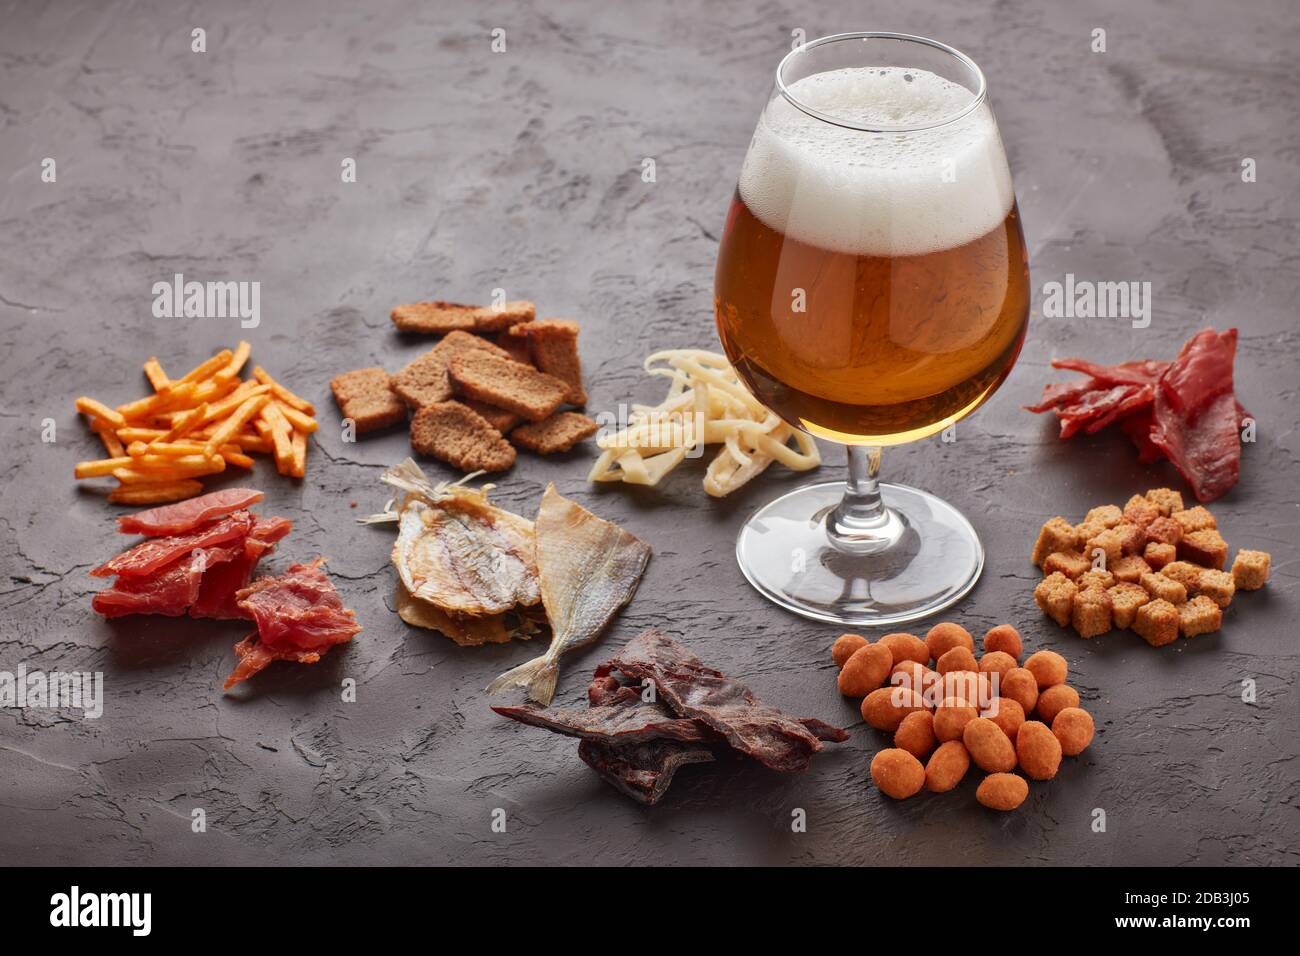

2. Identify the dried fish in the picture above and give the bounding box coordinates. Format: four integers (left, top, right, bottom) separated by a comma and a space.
487, 484, 651, 704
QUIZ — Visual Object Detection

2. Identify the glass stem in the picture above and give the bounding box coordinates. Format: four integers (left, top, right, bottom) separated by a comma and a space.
826, 445, 902, 550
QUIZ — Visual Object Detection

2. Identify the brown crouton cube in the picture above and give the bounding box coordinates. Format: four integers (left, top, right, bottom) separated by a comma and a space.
1179, 529, 1228, 570
1032, 517, 1080, 566
1230, 549, 1271, 591
1034, 572, 1078, 627
1071, 587, 1113, 638
1084, 527, 1126, 565
1123, 494, 1160, 528
1085, 504, 1124, 529
391, 299, 536, 335
1172, 506, 1216, 534
1043, 551, 1091, 579
409, 401, 516, 472
329, 367, 407, 434
390, 331, 514, 408
1178, 595, 1222, 637
1077, 569, 1115, 591
519, 319, 586, 406
1144, 487, 1184, 517
1114, 521, 1146, 556
1196, 568, 1235, 608
510, 411, 599, 454
1160, 560, 1204, 592
1144, 515, 1184, 546
1073, 518, 1107, 543
1144, 541, 1176, 570
1111, 554, 1151, 583
1140, 571, 1187, 605
1133, 599, 1180, 647
448, 351, 569, 422
1108, 582, 1150, 629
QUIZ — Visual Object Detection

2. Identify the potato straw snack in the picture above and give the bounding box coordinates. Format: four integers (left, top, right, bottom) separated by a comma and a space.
588, 349, 820, 497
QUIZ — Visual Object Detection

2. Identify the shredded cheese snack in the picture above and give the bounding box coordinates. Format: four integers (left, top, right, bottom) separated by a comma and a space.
588, 349, 820, 497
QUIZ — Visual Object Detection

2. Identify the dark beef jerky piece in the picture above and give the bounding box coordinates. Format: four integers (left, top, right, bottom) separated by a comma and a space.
799, 717, 850, 743
606, 629, 841, 773
492, 703, 712, 746
577, 739, 715, 806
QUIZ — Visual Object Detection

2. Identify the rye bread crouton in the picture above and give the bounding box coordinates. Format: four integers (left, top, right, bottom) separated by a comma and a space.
497, 325, 533, 365
461, 399, 522, 434
520, 319, 586, 405
448, 351, 568, 422
330, 367, 407, 433
390, 331, 513, 408
409, 401, 515, 472
391, 299, 536, 335
511, 411, 599, 454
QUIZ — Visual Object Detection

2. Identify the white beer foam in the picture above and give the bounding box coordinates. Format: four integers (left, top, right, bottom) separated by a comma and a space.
739, 67, 1015, 257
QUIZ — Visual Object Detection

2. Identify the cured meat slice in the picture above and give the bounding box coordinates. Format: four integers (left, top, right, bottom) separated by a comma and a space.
577, 739, 715, 806
91, 511, 255, 578
189, 516, 293, 619
91, 548, 219, 618
117, 488, 265, 536
1049, 358, 1168, 387
225, 558, 361, 688
492, 702, 713, 746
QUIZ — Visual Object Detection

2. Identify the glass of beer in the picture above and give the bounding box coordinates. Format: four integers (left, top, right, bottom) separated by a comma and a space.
715, 33, 1029, 626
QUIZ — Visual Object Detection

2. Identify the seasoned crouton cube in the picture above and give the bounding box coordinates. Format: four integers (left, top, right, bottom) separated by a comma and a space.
1160, 560, 1204, 592
1144, 541, 1176, 570
1144, 487, 1184, 516
1108, 582, 1150, 629
1134, 599, 1180, 647
1084, 527, 1126, 565
1073, 518, 1107, 543
1196, 568, 1235, 608
1144, 515, 1184, 546
1071, 587, 1113, 638
1111, 554, 1151, 583
1085, 504, 1124, 529
1078, 569, 1115, 591
1034, 572, 1078, 628
1172, 506, 1216, 534
1043, 550, 1091, 579
1113, 521, 1146, 556
1032, 517, 1080, 566
1231, 549, 1271, 591
1140, 571, 1187, 605
1178, 595, 1222, 637
1123, 494, 1160, 528
1179, 529, 1228, 570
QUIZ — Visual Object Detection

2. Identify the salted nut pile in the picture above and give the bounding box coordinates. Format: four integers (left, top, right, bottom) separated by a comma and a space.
833, 622, 1095, 811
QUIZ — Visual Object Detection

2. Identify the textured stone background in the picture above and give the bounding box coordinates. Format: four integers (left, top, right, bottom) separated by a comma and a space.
1, 0, 1296, 865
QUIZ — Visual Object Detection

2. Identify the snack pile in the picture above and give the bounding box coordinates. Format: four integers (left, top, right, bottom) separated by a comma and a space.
74, 343, 317, 504
590, 349, 820, 496
1031, 487, 1270, 645
331, 299, 596, 473
833, 622, 1095, 811
1026, 328, 1248, 501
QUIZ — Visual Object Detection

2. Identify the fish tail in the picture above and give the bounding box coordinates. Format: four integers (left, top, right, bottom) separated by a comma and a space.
486, 653, 560, 705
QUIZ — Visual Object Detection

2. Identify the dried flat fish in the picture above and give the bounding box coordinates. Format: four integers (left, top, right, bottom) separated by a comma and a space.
395, 583, 542, 646
487, 484, 651, 704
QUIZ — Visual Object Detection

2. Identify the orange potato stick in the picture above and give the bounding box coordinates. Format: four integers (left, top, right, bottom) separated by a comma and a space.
129, 452, 225, 471
116, 426, 168, 443
198, 382, 268, 425
260, 404, 295, 474
75, 397, 126, 430
114, 458, 224, 483
151, 402, 209, 445
217, 340, 252, 381
108, 479, 203, 505
233, 432, 274, 454
185, 376, 240, 407
117, 383, 194, 421
143, 357, 170, 391
274, 399, 318, 433
204, 393, 270, 456
170, 349, 233, 390
290, 430, 307, 478
253, 366, 315, 415
75, 457, 134, 479
127, 441, 150, 458
222, 449, 255, 469
90, 421, 126, 458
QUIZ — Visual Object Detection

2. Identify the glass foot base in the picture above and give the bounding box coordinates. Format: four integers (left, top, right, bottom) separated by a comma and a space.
735, 480, 983, 628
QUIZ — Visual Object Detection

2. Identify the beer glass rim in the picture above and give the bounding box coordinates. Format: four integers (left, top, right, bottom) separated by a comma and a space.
776, 32, 988, 133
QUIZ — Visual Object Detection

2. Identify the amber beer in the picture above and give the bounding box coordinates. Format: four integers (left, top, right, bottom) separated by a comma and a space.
715, 67, 1030, 445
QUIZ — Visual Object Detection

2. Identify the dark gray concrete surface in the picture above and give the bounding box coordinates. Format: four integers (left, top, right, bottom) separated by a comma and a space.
1, 0, 1296, 866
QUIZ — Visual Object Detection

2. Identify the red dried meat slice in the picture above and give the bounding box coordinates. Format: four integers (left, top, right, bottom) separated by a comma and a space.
1150, 329, 1241, 502
1117, 409, 1164, 463
91, 511, 255, 578
116, 488, 265, 536
224, 558, 360, 689
1024, 377, 1104, 414
1050, 357, 1168, 386
91, 548, 217, 618
190, 516, 294, 619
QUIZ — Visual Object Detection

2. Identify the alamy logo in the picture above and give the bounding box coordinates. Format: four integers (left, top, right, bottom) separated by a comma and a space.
1041, 273, 1151, 328
49, 886, 151, 936
0, 665, 103, 718
152, 272, 260, 328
